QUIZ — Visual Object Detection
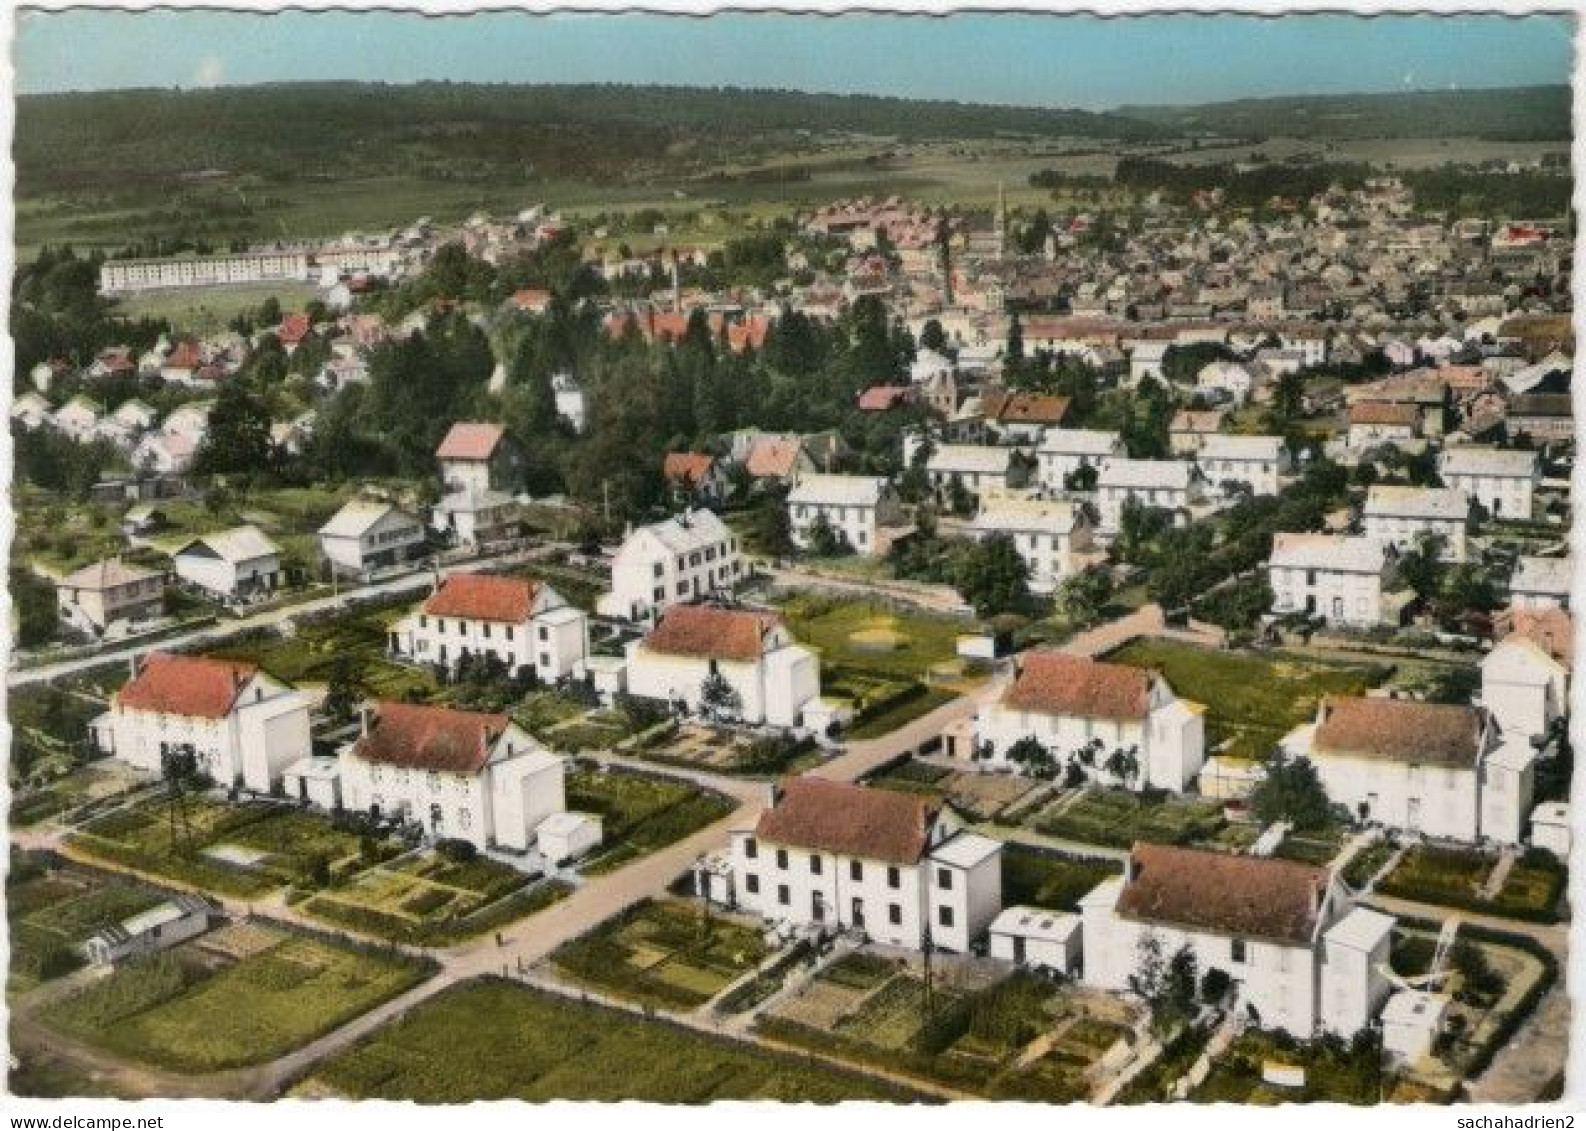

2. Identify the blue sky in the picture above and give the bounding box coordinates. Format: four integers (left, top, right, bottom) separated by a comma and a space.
15, 9, 1575, 108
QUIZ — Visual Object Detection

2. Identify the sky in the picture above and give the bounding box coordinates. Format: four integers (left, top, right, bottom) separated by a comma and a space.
13, 9, 1575, 109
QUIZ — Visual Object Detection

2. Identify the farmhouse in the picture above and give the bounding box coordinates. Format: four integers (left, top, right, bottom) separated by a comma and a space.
787, 474, 902, 557
1282, 697, 1534, 845
317, 498, 427, 578
969, 651, 1205, 791
1437, 445, 1539, 520
391, 572, 588, 683
171, 525, 284, 602
1361, 485, 1471, 561
56, 557, 164, 636
723, 777, 1003, 953
1081, 843, 1395, 1038
92, 653, 312, 792
596, 508, 743, 624
1267, 533, 1397, 628
623, 604, 820, 728
339, 701, 566, 853
971, 497, 1094, 594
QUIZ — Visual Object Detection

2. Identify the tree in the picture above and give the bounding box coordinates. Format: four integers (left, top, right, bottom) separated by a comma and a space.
1395, 533, 1447, 603
753, 491, 795, 558
323, 654, 367, 726
699, 669, 743, 722
192, 380, 275, 478
1103, 745, 1141, 787
1129, 932, 1200, 1037
955, 534, 1030, 618
919, 319, 948, 354
1053, 567, 1113, 629
1063, 462, 1099, 492
1250, 750, 1335, 832
1005, 736, 1058, 780
804, 511, 852, 557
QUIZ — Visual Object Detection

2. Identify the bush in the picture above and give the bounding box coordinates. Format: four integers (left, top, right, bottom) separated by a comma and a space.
434, 838, 478, 864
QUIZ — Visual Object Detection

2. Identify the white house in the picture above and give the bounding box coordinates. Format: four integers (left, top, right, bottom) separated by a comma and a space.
1197, 434, 1290, 497
432, 487, 518, 548
10, 391, 52, 431
1362, 486, 1471, 562
1437, 446, 1540, 521
91, 652, 312, 792
988, 906, 1082, 976
1036, 428, 1124, 491
1509, 556, 1571, 610
1282, 696, 1534, 846
53, 395, 104, 443
1346, 403, 1422, 449
391, 572, 587, 683
338, 701, 565, 852
971, 498, 1094, 594
970, 651, 1205, 792
56, 558, 164, 636
722, 777, 1003, 954
925, 444, 1018, 496
1081, 843, 1395, 1038
1481, 609, 1571, 743
317, 498, 427, 578
171, 525, 284, 602
596, 509, 743, 624
623, 604, 820, 728
1095, 458, 1203, 534
1128, 340, 1171, 386
435, 420, 522, 493
1267, 534, 1396, 628
787, 474, 902, 557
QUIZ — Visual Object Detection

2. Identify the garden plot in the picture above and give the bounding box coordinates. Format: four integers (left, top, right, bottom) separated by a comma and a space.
566, 766, 735, 875
1379, 845, 1566, 922
39, 924, 431, 1073
1032, 787, 1231, 851
551, 899, 771, 1010
866, 760, 1042, 821
634, 723, 822, 777
7, 857, 167, 990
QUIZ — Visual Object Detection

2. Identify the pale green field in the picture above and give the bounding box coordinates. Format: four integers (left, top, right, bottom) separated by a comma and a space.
112, 282, 323, 334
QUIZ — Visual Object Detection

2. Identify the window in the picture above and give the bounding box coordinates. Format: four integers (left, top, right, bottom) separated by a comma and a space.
744, 837, 758, 859
653, 562, 664, 579
1231, 939, 1248, 964
745, 874, 760, 894
777, 884, 790, 906
538, 626, 549, 642
937, 867, 953, 891
776, 848, 788, 870
938, 905, 954, 928
482, 624, 491, 639
809, 854, 823, 876
849, 860, 863, 882
888, 904, 902, 925
504, 627, 514, 642
887, 866, 901, 889
419, 615, 428, 628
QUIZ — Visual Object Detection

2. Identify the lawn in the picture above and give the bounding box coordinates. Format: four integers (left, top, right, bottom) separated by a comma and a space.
41, 924, 432, 1072
112, 281, 323, 336
552, 899, 770, 1010
1491, 850, 1568, 921
1104, 639, 1383, 760
298, 978, 920, 1102
1034, 787, 1229, 851
1377, 845, 1496, 909
1001, 844, 1121, 912
773, 592, 977, 686
298, 851, 570, 946
566, 767, 735, 876
846, 685, 960, 740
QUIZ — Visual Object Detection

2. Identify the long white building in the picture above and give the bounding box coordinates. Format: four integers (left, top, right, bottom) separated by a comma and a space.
971, 497, 1094, 594
1437, 445, 1540, 521
786, 474, 902, 556
1196, 434, 1290, 498
1267, 533, 1396, 628
1362, 485, 1470, 561
1036, 428, 1124, 491
99, 251, 311, 294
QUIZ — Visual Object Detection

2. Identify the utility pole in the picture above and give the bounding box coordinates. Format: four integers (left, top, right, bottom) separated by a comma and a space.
921, 920, 935, 1019
602, 479, 611, 526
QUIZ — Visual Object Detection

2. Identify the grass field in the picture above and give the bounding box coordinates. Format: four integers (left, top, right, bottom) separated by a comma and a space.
42, 924, 431, 1072
297, 977, 920, 1101
566, 767, 735, 875
552, 899, 769, 1010
112, 282, 323, 336
1001, 845, 1121, 912
1104, 639, 1382, 760
1189, 1028, 1378, 1104
774, 593, 974, 685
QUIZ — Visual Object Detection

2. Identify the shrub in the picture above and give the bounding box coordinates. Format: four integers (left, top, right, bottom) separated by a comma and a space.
434, 838, 478, 864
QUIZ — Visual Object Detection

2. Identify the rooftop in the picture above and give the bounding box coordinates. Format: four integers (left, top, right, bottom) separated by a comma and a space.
756, 778, 941, 866
352, 701, 514, 774
118, 652, 260, 719
1116, 842, 1328, 946
1313, 696, 1485, 770
1003, 651, 1154, 721
643, 603, 783, 662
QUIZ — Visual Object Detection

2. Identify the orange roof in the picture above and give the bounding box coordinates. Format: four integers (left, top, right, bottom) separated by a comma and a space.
1002, 652, 1152, 721
1117, 843, 1328, 946
509, 287, 552, 312
726, 315, 771, 353
858, 386, 914, 411
663, 452, 716, 485
1495, 607, 1573, 668
756, 778, 940, 865
1348, 402, 1421, 427
745, 437, 804, 480
983, 391, 1072, 426
164, 340, 202, 370
422, 573, 539, 624
353, 701, 511, 774
277, 313, 312, 345
1313, 696, 1484, 769
117, 652, 259, 719
436, 421, 505, 462
644, 604, 781, 662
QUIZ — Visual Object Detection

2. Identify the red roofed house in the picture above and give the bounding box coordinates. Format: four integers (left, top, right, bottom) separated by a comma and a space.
968, 651, 1205, 791
436, 421, 523, 493
508, 287, 553, 315
624, 604, 820, 728
857, 385, 916, 413
1081, 842, 1396, 1038
663, 452, 729, 503
1482, 608, 1571, 744
390, 572, 588, 683
719, 777, 1004, 953
276, 313, 313, 353
338, 701, 568, 852
91, 652, 312, 792
725, 314, 772, 354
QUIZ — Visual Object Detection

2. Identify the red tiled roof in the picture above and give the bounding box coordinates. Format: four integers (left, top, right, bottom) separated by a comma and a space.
1495, 607, 1573, 668
164, 340, 202, 371
745, 437, 804, 480
117, 652, 258, 719
436, 421, 505, 462
1116, 843, 1327, 946
644, 604, 781, 662
509, 287, 552, 312
353, 701, 511, 774
1312, 696, 1484, 769
663, 452, 716, 485
422, 573, 539, 624
983, 391, 1072, 426
1348, 402, 1421, 427
1002, 651, 1152, 721
276, 313, 312, 345
756, 778, 940, 865
858, 386, 914, 412
726, 315, 771, 353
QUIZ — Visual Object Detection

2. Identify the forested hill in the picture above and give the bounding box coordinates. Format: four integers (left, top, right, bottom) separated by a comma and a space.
1115, 84, 1571, 142
14, 82, 1160, 193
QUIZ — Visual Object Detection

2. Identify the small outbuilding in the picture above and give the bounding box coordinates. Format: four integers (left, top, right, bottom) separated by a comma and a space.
537, 812, 604, 865
988, 906, 1081, 975
80, 894, 213, 966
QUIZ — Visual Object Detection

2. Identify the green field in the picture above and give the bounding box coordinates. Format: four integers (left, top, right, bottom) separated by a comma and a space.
1104, 639, 1382, 760
42, 925, 431, 1072
300, 977, 919, 1101
566, 767, 735, 875
775, 593, 974, 684
112, 282, 323, 336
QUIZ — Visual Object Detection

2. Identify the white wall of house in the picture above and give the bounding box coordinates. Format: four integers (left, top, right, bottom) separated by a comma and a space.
1307, 749, 1481, 841
597, 520, 744, 623
320, 511, 426, 574
789, 499, 893, 556
974, 693, 1204, 792
1268, 564, 1386, 627
394, 605, 588, 683
174, 549, 281, 599
1442, 471, 1535, 520
624, 638, 821, 728
1481, 642, 1567, 742
1363, 514, 1467, 561
440, 458, 493, 495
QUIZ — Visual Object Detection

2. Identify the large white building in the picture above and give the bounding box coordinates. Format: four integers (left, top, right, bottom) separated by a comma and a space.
1437, 446, 1540, 521
624, 604, 820, 728
971, 498, 1094, 594
1095, 458, 1204, 534
1081, 843, 1395, 1038
1362, 485, 1471, 562
595, 509, 743, 624
1196, 434, 1290, 498
171, 525, 284, 602
1282, 696, 1534, 846
98, 250, 311, 294
317, 499, 427, 578
786, 474, 902, 557
925, 444, 1018, 496
722, 777, 1003, 953
338, 701, 565, 852
390, 572, 587, 683
1036, 428, 1124, 491
969, 651, 1205, 792
1267, 533, 1396, 628
91, 653, 312, 792
56, 558, 164, 636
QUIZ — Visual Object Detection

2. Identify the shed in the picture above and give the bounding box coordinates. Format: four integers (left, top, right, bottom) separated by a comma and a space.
988, 905, 1081, 975
538, 812, 603, 865
281, 755, 344, 810
1382, 989, 1448, 1062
